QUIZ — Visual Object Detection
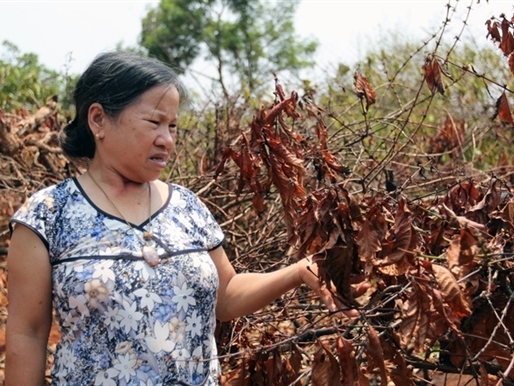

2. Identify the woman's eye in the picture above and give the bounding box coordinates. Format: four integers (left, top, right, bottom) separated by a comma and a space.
146, 119, 177, 132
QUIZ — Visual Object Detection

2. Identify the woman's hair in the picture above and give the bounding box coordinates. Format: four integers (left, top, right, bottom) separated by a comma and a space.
60, 51, 185, 160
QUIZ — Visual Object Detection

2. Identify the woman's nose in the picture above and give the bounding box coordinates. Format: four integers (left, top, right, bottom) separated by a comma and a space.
155, 126, 176, 149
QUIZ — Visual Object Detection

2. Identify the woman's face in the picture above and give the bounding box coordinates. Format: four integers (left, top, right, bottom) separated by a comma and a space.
99, 84, 180, 182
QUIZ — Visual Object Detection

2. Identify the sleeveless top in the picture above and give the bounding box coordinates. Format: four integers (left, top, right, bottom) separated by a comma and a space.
10, 178, 224, 386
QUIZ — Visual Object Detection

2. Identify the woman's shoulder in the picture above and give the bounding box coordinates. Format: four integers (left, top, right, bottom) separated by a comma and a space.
10, 178, 77, 230
165, 182, 198, 200
15, 178, 77, 213
24, 178, 76, 203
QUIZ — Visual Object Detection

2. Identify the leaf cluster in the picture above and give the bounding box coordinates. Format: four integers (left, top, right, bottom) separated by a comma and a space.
212, 75, 514, 384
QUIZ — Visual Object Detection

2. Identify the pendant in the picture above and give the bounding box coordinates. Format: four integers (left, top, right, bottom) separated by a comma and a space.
142, 245, 160, 267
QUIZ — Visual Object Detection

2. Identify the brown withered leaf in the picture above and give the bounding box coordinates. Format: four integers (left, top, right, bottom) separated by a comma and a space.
336, 336, 359, 386
283, 346, 303, 386
387, 344, 415, 386
492, 92, 514, 126
342, 189, 362, 223
214, 143, 267, 201
375, 199, 416, 276
251, 192, 267, 214
428, 114, 465, 159
431, 264, 472, 318
429, 285, 463, 335
311, 189, 338, 235
213, 148, 234, 179
356, 205, 387, 274
441, 203, 487, 231
276, 113, 306, 144
422, 56, 447, 95
238, 133, 260, 183
446, 229, 479, 268
486, 19, 502, 43
447, 180, 481, 210
400, 281, 432, 351
295, 197, 320, 254
264, 90, 302, 124
269, 154, 299, 241
264, 348, 284, 386
323, 245, 354, 305
220, 360, 251, 385
498, 199, 514, 226
312, 340, 342, 386
321, 150, 351, 176
266, 135, 304, 170
480, 363, 490, 386
313, 116, 350, 180
215, 80, 308, 226
272, 81, 303, 121
376, 256, 413, 277
365, 326, 388, 386
218, 131, 268, 201
274, 78, 287, 100
469, 178, 501, 213
448, 292, 514, 371
500, 17, 514, 56
354, 71, 376, 111
297, 189, 344, 257
315, 113, 329, 150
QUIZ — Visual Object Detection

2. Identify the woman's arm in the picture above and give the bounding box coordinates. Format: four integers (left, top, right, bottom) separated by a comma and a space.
211, 246, 362, 322
5, 224, 53, 386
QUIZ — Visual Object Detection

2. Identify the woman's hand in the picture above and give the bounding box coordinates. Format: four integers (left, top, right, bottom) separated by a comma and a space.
211, 246, 369, 321
296, 257, 369, 318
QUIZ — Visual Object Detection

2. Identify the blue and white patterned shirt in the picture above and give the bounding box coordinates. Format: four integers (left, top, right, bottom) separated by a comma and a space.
10, 178, 224, 386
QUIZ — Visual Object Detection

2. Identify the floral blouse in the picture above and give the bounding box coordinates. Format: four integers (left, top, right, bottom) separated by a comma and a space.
10, 178, 224, 386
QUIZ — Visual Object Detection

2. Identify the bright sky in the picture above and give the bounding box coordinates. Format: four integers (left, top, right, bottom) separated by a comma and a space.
0, 0, 512, 79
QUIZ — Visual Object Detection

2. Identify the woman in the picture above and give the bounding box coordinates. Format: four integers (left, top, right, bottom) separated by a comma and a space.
6, 51, 361, 385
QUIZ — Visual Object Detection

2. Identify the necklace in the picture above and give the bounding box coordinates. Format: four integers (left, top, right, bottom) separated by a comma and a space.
87, 172, 160, 267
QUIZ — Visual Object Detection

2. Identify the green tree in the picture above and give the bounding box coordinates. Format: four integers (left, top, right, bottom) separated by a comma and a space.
0, 41, 75, 112
140, 0, 318, 97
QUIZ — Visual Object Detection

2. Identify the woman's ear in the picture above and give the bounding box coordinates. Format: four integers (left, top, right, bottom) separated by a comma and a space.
88, 103, 106, 139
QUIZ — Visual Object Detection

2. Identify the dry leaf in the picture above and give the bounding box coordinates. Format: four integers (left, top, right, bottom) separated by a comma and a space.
493, 92, 514, 126
311, 340, 342, 386
376, 199, 416, 275
354, 71, 376, 111
388, 347, 415, 386
432, 264, 472, 318
500, 17, 514, 55
365, 325, 388, 386
422, 56, 447, 95
323, 245, 354, 305
428, 114, 465, 159
400, 281, 432, 351
356, 205, 387, 273
486, 19, 502, 43
336, 336, 359, 386
264, 348, 283, 386
446, 229, 479, 268
469, 179, 501, 213
441, 203, 487, 231
283, 346, 303, 386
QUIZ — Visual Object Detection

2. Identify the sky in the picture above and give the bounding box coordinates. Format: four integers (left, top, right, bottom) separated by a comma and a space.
0, 0, 513, 81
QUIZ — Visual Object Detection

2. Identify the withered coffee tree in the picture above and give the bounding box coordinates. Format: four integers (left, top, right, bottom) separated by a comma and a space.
2, 2, 514, 385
